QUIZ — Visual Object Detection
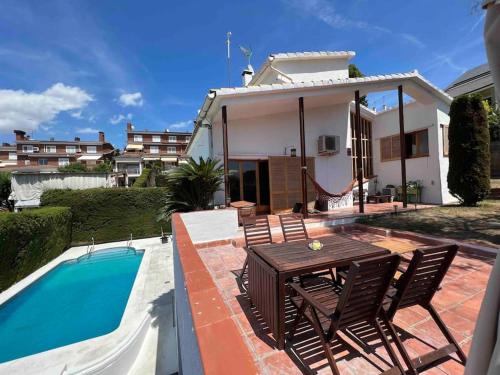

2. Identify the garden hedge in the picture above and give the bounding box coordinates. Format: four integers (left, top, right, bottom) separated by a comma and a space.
0, 207, 72, 291
41, 188, 170, 244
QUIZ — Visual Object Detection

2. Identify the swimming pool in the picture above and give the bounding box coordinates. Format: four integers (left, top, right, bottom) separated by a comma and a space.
0, 247, 143, 364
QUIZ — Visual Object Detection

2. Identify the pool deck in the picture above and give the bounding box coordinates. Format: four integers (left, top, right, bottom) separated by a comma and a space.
0, 237, 177, 375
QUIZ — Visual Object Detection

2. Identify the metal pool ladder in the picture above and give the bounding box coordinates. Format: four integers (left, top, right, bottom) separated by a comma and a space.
127, 233, 133, 248
86, 237, 95, 254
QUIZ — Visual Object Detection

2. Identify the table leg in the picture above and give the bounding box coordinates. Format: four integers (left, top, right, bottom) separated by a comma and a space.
277, 273, 287, 350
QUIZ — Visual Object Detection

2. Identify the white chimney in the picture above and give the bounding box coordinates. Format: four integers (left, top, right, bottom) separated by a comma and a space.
242, 64, 254, 86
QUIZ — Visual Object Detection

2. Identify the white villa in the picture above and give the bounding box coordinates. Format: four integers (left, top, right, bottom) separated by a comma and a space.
186, 51, 456, 213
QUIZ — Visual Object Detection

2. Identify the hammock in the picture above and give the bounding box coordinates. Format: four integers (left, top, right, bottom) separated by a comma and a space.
306, 173, 356, 203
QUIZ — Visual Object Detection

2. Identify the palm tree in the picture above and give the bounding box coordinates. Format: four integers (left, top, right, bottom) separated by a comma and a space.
159, 157, 224, 220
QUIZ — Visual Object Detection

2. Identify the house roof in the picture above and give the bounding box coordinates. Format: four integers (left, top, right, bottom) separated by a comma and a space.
248, 50, 355, 86
445, 63, 491, 91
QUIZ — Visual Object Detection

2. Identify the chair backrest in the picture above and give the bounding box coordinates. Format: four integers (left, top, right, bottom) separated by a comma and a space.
279, 214, 309, 242
242, 216, 273, 248
387, 244, 458, 317
334, 254, 400, 330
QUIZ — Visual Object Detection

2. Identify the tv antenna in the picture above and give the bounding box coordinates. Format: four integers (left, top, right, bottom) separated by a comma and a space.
239, 45, 253, 66
226, 31, 232, 87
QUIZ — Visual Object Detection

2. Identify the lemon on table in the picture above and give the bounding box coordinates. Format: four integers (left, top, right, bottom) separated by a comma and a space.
311, 241, 322, 250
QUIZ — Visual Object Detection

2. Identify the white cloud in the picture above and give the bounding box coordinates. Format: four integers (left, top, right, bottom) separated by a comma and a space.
110, 113, 132, 125
76, 127, 99, 134
282, 0, 426, 49
168, 120, 192, 130
118, 92, 143, 107
0, 82, 92, 134
70, 110, 83, 119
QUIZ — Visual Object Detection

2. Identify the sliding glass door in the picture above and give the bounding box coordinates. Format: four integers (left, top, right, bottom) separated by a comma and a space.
228, 159, 270, 212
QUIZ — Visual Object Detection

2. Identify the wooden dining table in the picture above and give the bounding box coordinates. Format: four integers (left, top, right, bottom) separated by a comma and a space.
247, 234, 391, 349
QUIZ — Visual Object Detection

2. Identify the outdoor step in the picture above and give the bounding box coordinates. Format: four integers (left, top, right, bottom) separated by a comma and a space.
489, 188, 500, 199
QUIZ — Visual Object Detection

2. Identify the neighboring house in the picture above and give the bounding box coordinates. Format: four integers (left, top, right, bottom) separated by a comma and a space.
114, 123, 191, 186
8, 130, 115, 170
0, 143, 18, 169
445, 63, 497, 105
446, 63, 499, 177
187, 51, 455, 213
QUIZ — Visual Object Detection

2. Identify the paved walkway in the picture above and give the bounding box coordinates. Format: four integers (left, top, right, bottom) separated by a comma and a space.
197, 228, 494, 374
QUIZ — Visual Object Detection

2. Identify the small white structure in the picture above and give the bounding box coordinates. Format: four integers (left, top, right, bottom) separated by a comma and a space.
187, 51, 456, 213
9, 171, 116, 210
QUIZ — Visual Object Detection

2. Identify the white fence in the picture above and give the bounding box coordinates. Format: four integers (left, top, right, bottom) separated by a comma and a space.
9, 172, 116, 210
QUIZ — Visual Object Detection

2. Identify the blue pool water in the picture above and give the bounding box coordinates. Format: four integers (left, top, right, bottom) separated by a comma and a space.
0, 247, 143, 363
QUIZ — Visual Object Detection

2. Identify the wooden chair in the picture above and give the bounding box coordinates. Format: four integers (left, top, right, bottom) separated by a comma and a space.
380, 244, 466, 374
279, 213, 309, 242
239, 216, 273, 279
288, 254, 405, 375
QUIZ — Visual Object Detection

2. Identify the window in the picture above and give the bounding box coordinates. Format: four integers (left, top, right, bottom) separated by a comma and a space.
38, 159, 48, 166
152, 135, 161, 143
185, 137, 191, 143
350, 113, 373, 178
22, 145, 34, 153
66, 145, 77, 154
8, 152, 17, 160
87, 146, 97, 154
45, 145, 56, 153
380, 129, 429, 162
405, 129, 429, 158
58, 158, 70, 166
167, 146, 176, 154
442, 125, 449, 157
24, 160, 30, 165
134, 135, 143, 142
168, 135, 177, 143
150, 145, 159, 154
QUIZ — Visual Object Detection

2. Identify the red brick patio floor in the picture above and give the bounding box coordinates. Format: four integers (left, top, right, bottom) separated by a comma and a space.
196, 228, 495, 374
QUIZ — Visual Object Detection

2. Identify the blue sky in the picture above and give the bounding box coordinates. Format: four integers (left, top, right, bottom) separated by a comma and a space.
0, 0, 486, 149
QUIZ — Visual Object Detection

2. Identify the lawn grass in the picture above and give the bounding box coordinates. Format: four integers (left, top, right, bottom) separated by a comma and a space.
358, 200, 500, 248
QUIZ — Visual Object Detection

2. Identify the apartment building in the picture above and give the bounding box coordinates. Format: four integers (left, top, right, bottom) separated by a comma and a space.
114, 123, 191, 186
4, 130, 115, 170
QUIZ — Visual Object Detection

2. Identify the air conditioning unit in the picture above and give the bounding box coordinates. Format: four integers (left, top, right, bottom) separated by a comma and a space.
317, 135, 340, 155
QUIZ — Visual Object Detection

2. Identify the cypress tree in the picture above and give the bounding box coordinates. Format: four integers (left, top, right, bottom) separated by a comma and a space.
447, 94, 490, 206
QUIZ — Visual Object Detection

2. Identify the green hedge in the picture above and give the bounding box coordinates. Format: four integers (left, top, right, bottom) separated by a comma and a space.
41, 188, 170, 244
0, 207, 72, 291
132, 168, 152, 187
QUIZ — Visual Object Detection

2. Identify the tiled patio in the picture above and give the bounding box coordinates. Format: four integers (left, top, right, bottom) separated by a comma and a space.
196, 226, 495, 374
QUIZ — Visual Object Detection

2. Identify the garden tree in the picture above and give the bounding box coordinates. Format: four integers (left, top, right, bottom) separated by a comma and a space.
0, 172, 13, 211
348, 64, 368, 106
159, 157, 224, 220
92, 161, 113, 173
483, 100, 500, 141
57, 163, 89, 173
447, 94, 490, 206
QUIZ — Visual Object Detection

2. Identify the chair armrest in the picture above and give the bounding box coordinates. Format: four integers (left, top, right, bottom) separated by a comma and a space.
289, 282, 334, 318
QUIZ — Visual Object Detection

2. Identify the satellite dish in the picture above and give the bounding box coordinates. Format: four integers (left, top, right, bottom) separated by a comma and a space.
239, 45, 253, 65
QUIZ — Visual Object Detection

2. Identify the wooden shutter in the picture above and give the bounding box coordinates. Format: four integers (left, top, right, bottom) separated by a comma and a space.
268, 156, 316, 214
442, 125, 449, 156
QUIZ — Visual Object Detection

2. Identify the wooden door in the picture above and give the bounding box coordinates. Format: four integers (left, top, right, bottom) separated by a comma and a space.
268, 156, 315, 214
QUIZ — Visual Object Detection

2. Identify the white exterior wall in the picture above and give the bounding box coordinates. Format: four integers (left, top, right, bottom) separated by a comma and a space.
372, 102, 453, 204
210, 103, 353, 205
435, 102, 457, 204
188, 126, 211, 161
273, 59, 349, 82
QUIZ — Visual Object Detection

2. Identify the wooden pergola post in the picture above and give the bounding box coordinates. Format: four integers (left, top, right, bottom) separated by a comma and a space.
222, 105, 230, 207
398, 85, 408, 208
354, 90, 364, 213
298, 97, 308, 218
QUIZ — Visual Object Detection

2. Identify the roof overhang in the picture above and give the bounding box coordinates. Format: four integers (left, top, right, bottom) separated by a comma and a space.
161, 157, 178, 162
77, 155, 102, 161
126, 144, 144, 151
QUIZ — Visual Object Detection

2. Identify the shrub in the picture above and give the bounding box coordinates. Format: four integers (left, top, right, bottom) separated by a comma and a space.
0, 172, 12, 211
92, 161, 113, 173
41, 188, 169, 244
132, 168, 152, 187
159, 157, 223, 220
0, 207, 72, 291
448, 94, 490, 206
